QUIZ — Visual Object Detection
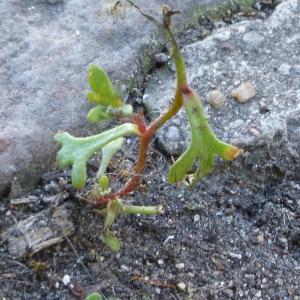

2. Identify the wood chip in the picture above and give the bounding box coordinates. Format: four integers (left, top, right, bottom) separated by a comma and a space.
0, 203, 75, 258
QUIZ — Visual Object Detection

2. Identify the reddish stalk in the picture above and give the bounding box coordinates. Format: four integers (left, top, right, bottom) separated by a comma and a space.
94, 7, 187, 205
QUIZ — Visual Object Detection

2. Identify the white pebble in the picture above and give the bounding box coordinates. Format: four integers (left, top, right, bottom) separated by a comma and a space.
278, 63, 291, 75
62, 274, 71, 286
177, 282, 186, 291
194, 214, 200, 222
175, 263, 185, 269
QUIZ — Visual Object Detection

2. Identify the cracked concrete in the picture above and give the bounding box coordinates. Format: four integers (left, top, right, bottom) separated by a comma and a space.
0, 0, 224, 197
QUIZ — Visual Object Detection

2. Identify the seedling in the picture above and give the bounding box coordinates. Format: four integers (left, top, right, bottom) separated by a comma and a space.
55, 1, 241, 251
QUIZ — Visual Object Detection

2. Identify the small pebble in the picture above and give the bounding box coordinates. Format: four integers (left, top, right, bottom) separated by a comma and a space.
228, 252, 242, 259
177, 282, 186, 292
231, 81, 256, 103
259, 100, 269, 113
121, 264, 129, 271
257, 233, 264, 244
175, 263, 185, 269
206, 90, 226, 110
165, 126, 180, 143
225, 289, 234, 298
278, 63, 291, 75
250, 127, 261, 137
256, 290, 262, 297
292, 65, 300, 75
154, 53, 168, 65
243, 31, 265, 50
194, 214, 200, 222
158, 259, 164, 265
44, 181, 60, 194
229, 119, 245, 129
55, 282, 60, 289
214, 30, 231, 42
138, 93, 149, 105
62, 274, 71, 286
75, 30, 80, 37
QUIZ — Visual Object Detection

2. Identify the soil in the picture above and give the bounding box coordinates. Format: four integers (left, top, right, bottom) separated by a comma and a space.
1, 1, 299, 300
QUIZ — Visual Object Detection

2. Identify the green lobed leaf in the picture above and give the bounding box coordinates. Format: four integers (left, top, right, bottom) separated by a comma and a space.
55, 124, 138, 189
85, 293, 103, 300
168, 146, 196, 184
87, 105, 112, 123
87, 65, 122, 107
97, 137, 124, 178
87, 104, 134, 124
168, 86, 241, 186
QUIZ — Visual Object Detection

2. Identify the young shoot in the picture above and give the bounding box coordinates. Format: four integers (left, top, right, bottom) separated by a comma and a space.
55, 1, 241, 251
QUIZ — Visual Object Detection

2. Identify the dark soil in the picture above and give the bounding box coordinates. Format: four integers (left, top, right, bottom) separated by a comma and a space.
1, 1, 299, 300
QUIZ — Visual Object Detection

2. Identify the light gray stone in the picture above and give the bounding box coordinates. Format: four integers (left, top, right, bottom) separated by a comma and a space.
154, 53, 169, 65
278, 63, 291, 75
144, 0, 300, 177
206, 90, 226, 110
0, 0, 224, 197
165, 126, 180, 143
242, 31, 265, 50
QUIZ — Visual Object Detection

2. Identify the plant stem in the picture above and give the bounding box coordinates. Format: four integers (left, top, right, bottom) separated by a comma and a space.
94, 5, 187, 205
122, 204, 164, 215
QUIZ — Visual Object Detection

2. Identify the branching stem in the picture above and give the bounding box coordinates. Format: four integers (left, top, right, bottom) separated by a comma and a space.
95, 4, 186, 205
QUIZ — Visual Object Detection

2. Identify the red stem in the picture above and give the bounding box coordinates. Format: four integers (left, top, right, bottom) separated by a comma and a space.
94, 16, 186, 206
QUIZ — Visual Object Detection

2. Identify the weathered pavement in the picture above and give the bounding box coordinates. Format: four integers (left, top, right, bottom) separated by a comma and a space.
141, 4, 300, 298
144, 0, 300, 178
0, 0, 223, 198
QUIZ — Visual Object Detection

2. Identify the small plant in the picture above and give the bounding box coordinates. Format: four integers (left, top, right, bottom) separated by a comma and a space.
55, 1, 241, 251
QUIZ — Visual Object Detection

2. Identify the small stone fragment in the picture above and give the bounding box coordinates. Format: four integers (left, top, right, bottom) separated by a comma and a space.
229, 119, 245, 129
194, 214, 200, 222
250, 127, 261, 137
257, 233, 264, 244
175, 263, 185, 269
259, 100, 269, 113
292, 65, 300, 75
224, 289, 234, 298
177, 282, 186, 292
228, 252, 242, 259
278, 63, 291, 75
165, 126, 180, 143
44, 181, 61, 194
206, 90, 226, 110
214, 30, 231, 42
231, 81, 256, 103
62, 274, 71, 286
243, 31, 265, 50
154, 53, 168, 65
